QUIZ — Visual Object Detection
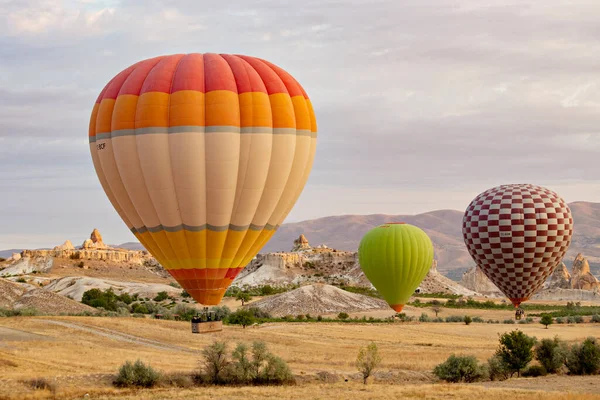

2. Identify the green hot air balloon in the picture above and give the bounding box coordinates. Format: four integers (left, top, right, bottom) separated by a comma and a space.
358, 223, 434, 312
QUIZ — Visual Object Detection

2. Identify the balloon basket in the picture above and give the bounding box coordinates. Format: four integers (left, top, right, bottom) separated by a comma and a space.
191, 308, 223, 334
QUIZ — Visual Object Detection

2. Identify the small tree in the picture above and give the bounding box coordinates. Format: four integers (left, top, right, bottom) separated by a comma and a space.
496, 329, 536, 377
431, 305, 442, 317
535, 336, 567, 374
356, 342, 382, 384
464, 316, 472, 325
540, 314, 553, 329
236, 291, 252, 306
201, 341, 230, 384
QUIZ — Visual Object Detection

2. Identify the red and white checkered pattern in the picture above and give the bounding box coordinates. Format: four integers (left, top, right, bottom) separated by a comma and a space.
462, 184, 573, 307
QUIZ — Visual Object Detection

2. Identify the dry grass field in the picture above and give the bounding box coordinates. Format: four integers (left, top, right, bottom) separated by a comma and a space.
0, 316, 599, 399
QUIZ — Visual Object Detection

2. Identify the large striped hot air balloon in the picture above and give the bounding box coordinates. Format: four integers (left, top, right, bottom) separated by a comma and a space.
462, 184, 573, 307
89, 53, 317, 305
358, 223, 434, 312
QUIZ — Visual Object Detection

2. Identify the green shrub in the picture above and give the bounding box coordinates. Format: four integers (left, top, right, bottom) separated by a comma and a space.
565, 337, 600, 375
555, 317, 565, 324
211, 305, 231, 321
503, 319, 515, 324
464, 316, 472, 325
131, 303, 149, 314
200, 341, 230, 384
261, 354, 294, 384
153, 291, 169, 302
227, 309, 256, 328
173, 303, 197, 321
113, 360, 160, 388
317, 315, 323, 321
432, 317, 444, 323
487, 354, 510, 381
496, 330, 536, 377
296, 314, 305, 321
419, 313, 431, 322
433, 354, 486, 383
16, 277, 26, 283
591, 314, 600, 323
566, 316, 576, 324
574, 316, 584, 324
181, 289, 191, 298
445, 315, 464, 323
396, 313, 414, 322
522, 365, 547, 377
259, 285, 275, 296
535, 337, 567, 374
337, 312, 349, 320
472, 316, 484, 323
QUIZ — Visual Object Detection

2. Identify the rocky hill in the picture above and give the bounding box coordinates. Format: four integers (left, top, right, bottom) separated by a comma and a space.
248, 283, 389, 317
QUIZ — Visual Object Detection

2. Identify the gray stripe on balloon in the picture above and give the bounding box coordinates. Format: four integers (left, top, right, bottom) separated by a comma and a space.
130, 223, 280, 235
89, 126, 316, 143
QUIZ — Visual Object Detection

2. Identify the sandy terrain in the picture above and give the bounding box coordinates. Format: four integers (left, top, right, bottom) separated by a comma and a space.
0, 317, 599, 399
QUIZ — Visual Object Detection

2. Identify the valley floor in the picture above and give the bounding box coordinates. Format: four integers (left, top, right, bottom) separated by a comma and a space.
0, 317, 599, 399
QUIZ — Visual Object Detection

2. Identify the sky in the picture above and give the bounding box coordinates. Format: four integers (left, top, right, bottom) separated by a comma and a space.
2, 0, 600, 249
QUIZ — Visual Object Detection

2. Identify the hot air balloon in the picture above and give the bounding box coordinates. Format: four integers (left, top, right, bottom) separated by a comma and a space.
462, 184, 573, 309
89, 53, 317, 307
358, 223, 434, 312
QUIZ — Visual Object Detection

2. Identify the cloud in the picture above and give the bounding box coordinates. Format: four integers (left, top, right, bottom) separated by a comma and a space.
3, 0, 600, 248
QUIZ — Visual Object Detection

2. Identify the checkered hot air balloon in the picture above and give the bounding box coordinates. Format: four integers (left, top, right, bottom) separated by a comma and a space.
462, 184, 573, 307
89, 53, 317, 306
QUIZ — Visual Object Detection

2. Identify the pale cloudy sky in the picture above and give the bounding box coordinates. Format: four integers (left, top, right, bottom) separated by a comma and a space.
2, 0, 600, 249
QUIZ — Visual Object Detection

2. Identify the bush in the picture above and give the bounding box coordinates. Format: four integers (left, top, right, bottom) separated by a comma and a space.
566, 316, 576, 324
317, 315, 323, 321
211, 305, 231, 321
503, 319, 515, 324
432, 317, 444, 323
496, 330, 536, 377
27, 378, 56, 392
445, 315, 464, 323
261, 354, 294, 384
396, 313, 414, 322
472, 316, 484, 323
153, 291, 169, 302
296, 314, 305, 321
464, 316, 472, 325
487, 355, 510, 381
113, 360, 160, 388
433, 354, 486, 383
259, 285, 275, 296
555, 317, 565, 324
565, 337, 600, 375
227, 309, 255, 328
522, 365, 547, 377
181, 289, 191, 298
591, 314, 600, 323
356, 342, 382, 384
535, 337, 568, 374
540, 314, 553, 328
419, 313, 431, 322
201, 341, 230, 384
337, 312, 349, 320
574, 316, 584, 324
16, 277, 26, 283
159, 372, 194, 388
173, 304, 197, 321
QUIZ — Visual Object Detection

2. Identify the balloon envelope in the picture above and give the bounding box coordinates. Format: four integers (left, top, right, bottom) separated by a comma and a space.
89, 53, 317, 305
358, 223, 434, 312
462, 184, 573, 307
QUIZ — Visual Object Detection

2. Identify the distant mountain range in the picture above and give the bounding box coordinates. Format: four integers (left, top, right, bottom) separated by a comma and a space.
4, 202, 600, 280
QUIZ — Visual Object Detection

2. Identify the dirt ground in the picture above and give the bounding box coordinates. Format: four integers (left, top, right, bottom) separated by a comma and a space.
1, 316, 599, 399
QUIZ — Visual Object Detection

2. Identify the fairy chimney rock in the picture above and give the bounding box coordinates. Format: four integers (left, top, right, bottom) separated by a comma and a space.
571, 254, 600, 290
82, 229, 107, 249
548, 262, 571, 289
291, 234, 311, 252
